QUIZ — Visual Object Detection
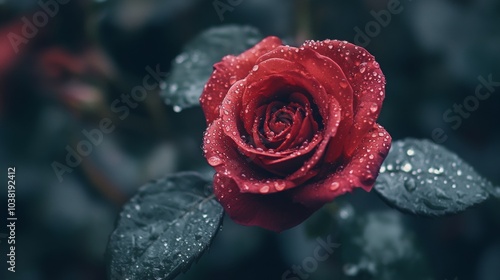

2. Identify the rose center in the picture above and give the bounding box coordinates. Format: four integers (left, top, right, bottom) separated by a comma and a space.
253, 91, 321, 151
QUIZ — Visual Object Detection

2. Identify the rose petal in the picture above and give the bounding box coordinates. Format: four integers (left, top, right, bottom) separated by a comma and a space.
303, 40, 386, 157
292, 124, 392, 207
213, 173, 319, 232
255, 46, 353, 118
285, 99, 341, 183
204, 118, 298, 194
200, 36, 283, 124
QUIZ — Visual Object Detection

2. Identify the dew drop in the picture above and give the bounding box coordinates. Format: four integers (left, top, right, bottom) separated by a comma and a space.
274, 181, 286, 191
252, 65, 259, 71
434, 166, 444, 175
173, 105, 182, 113
330, 182, 340, 191
260, 185, 270, 193
339, 80, 348, 88
369, 103, 378, 113
401, 162, 412, 172
207, 156, 223, 167
404, 178, 416, 192
169, 83, 178, 93
406, 148, 415, 156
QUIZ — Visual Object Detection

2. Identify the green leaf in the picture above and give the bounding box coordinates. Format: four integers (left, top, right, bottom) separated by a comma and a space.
374, 138, 499, 216
161, 25, 264, 111
106, 172, 223, 280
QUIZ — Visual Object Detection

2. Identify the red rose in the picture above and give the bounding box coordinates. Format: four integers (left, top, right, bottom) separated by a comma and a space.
200, 37, 391, 232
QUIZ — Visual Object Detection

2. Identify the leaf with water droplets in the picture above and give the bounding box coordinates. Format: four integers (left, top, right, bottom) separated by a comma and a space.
375, 138, 497, 216
106, 172, 223, 280
161, 25, 263, 110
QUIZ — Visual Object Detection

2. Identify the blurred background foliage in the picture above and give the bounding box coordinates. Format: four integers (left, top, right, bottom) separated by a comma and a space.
0, 0, 499, 279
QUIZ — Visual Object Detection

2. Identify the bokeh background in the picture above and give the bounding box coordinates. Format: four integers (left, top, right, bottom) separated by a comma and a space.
1, 0, 499, 279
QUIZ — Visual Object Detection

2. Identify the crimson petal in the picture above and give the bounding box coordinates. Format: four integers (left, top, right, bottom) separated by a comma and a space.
213, 173, 319, 232
303, 40, 386, 157
292, 124, 391, 207
200, 36, 283, 124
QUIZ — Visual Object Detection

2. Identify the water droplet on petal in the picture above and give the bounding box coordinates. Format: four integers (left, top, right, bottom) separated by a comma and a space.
330, 182, 340, 191
369, 103, 378, 113
207, 156, 223, 167
274, 182, 286, 191
339, 80, 348, 88
252, 65, 259, 71
260, 185, 270, 193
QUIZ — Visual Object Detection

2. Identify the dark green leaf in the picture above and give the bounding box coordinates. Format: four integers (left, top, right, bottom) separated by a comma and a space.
375, 138, 499, 216
106, 172, 223, 280
161, 25, 264, 111
338, 207, 433, 280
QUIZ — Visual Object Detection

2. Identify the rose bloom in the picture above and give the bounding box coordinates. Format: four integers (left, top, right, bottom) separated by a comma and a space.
200, 37, 391, 232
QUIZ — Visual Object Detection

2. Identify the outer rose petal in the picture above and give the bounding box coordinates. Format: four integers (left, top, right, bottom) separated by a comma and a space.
200, 36, 282, 124
213, 173, 319, 232
292, 124, 392, 207
303, 40, 386, 157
